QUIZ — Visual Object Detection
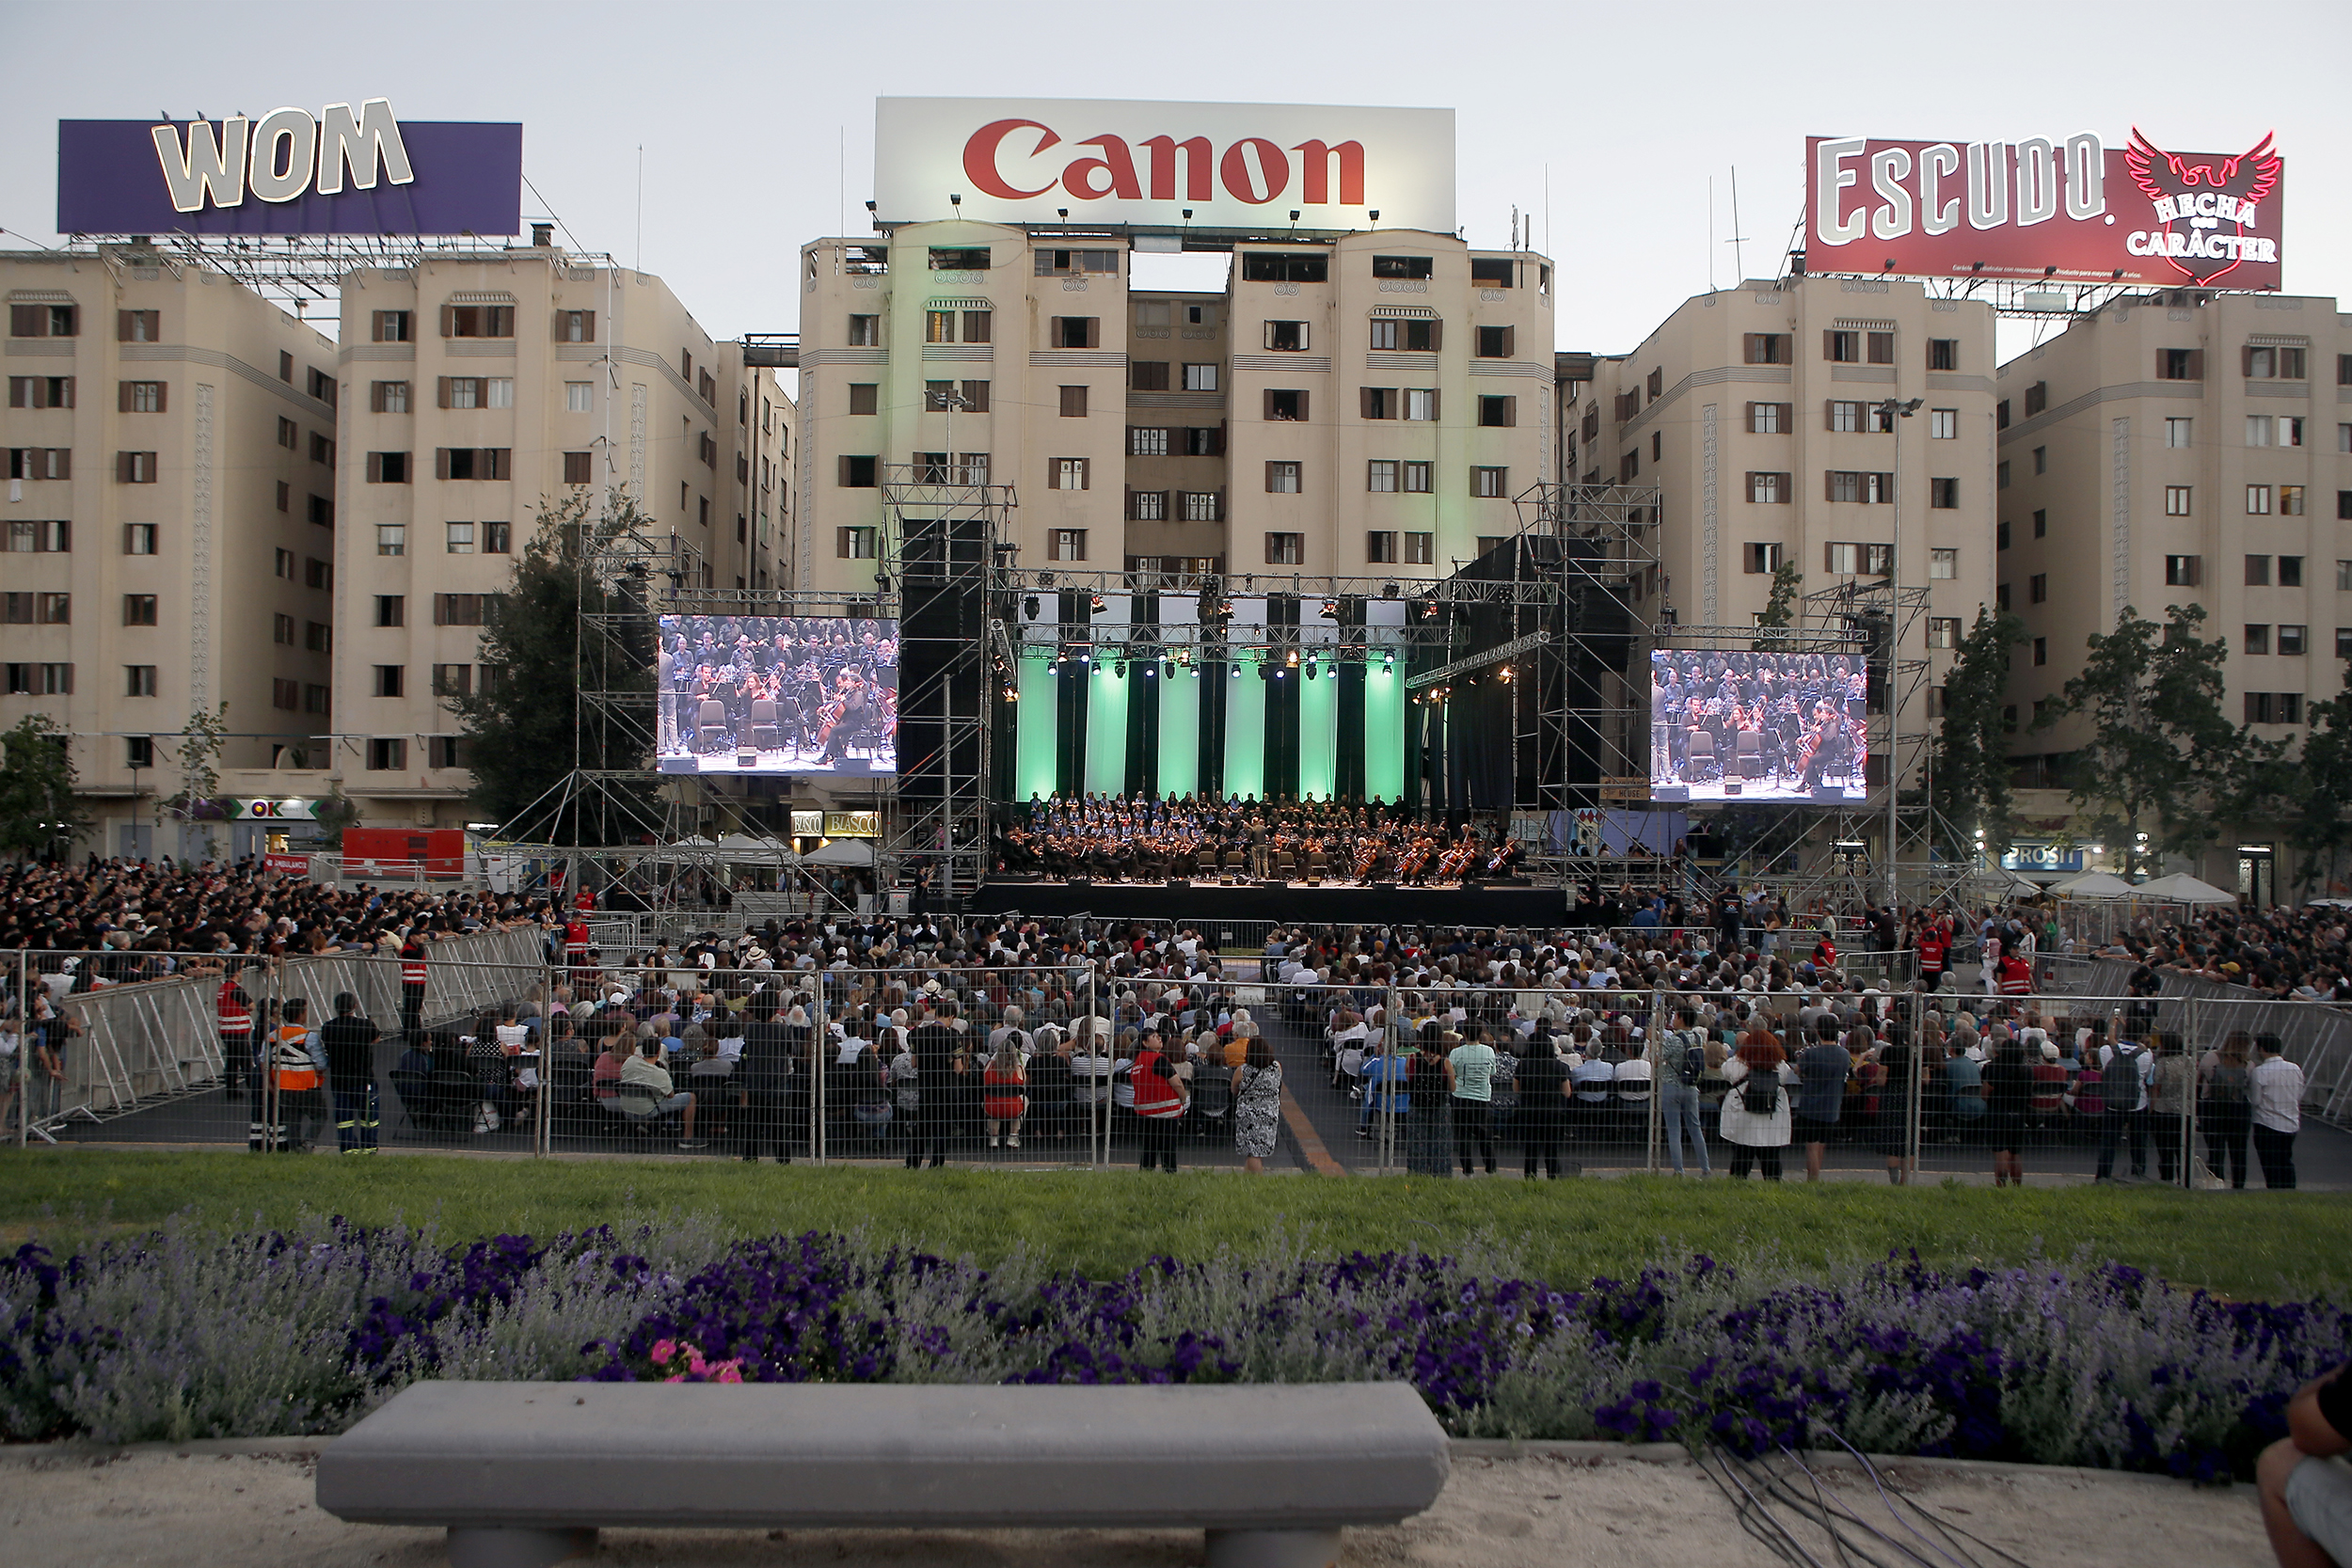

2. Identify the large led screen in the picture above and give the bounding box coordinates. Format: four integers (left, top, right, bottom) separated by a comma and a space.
657, 615, 898, 777
1647, 649, 1869, 803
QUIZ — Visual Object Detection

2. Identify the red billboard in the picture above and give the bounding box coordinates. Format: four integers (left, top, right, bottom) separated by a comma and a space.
1805, 131, 2283, 290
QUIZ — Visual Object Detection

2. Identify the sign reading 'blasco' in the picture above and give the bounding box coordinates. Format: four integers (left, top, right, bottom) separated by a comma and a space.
875, 98, 1455, 233
56, 100, 523, 237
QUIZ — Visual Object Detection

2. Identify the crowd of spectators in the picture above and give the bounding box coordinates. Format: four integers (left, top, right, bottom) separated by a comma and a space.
2091, 903, 2352, 1004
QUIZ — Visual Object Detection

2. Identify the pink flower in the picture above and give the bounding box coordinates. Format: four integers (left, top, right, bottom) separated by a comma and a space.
649, 1338, 678, 1365
709, 1361, 745, 1383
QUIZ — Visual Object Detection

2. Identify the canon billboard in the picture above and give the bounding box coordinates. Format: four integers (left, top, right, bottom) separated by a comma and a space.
1805, 131, 2285, 290
874, 98, 1454, 233
56, 99, 523, 237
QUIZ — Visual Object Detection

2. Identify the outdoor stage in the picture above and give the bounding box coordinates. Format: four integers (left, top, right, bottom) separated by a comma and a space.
968, 879, 1563, 925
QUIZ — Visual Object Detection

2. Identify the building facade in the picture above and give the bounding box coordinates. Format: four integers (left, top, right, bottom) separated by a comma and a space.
1562, 276, 2001, 822
331, 245, 791, 830
1995, 290, 2351, 898
3, 246, 342, 859
794, 223, 1555, 594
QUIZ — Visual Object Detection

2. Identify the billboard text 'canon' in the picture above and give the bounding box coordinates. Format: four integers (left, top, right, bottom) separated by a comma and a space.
1806, 131, 2285, 290
875, 99, 1454, 233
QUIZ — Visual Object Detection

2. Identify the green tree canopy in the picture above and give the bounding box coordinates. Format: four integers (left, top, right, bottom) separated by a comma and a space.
2288, 656, 2352, 894
447, 488, 658, 842
0, 715, 91, 858
1931, 606, 2025, 858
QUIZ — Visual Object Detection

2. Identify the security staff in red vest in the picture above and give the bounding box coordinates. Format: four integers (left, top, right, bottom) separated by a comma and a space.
216, 962, 256, 1094
1915, 923, 1950, 993
398, 931, 429, 1042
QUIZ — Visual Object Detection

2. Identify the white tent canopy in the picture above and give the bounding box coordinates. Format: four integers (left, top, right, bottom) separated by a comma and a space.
2049, 870, 2137, 899
802, 838, 875, 866
2134, 872, 2238, 905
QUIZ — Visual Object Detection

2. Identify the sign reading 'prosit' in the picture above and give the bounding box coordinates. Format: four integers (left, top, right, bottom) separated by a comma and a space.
57, 99, 523, 237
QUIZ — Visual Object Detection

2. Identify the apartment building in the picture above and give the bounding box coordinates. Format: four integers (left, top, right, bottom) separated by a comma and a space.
1563, 276, 2001, 800
332, 245, 791, 829
794, 223, 1555, 593
1995, 290, 2351, 898
3, 246, 340, 858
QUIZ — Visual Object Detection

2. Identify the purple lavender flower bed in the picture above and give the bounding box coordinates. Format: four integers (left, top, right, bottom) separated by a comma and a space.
5, 1221, 2344, 1481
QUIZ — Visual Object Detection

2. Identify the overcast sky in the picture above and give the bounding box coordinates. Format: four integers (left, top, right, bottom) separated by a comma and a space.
6, 0, 2348, 365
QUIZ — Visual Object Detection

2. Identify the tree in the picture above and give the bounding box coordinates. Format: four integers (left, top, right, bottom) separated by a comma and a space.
448, 487, 657, 840
0, 715, 91, 859
1750, 559, 1804, 650
2036, 604, 2234, 878
165, 700, 232, 859
2288, 656, 2352, 895
1930, 607, 2026, 859
311, 784, 361, 850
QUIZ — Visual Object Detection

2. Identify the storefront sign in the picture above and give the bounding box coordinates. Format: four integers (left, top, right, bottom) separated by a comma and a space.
235, 798, 316, 820
1805, 129, 2283, 288
789, 810, 824, 838
262, 852, 310, 879
2001, 842, 2086, 873
58, 100, 523, 236
823, 812, 880, 839
877, 98, 1454, 232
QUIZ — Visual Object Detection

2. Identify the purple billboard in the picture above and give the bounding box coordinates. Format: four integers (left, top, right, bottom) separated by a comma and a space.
57, 100, 522, 237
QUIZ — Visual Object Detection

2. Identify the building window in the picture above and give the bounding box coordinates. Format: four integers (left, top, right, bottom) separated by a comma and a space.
555, 309, 595, 343
835, 527, 877, 560
1130, 361, 1170, 392
2158, 347, 2201, 380
2032, 637, 2048, 666
1049, 529, 1088, 562
1997, 460, 2010, 489
562, 451, 594, 486
1369, 319, 1439, 352
1748, 402, 1788, 435
2247, 415, 2274, 447
1826, 543, 1860, 575
1130, 426, 1170, 457
2028, 573, 2047, 605
2033, 508, 2047, 538
1128, 490, 1168, 521
367, 451, 411, 483
373, 665, 405, 698
958, 309, 992, 343
1263, 532, 1304, 565
2280, 485, 2305, 516
1050, 317, 1099, 349
119, 522, 156, 556
303, 684, 330, 715
1825, 329, 1860, 363
1927, 338, 1958, 371
1827, 400, 1863, 434
2165, 485, 2192, 516
1368, 460, 1399, 493
272, 679, 298, 710
2245, 624, 2272, 656
374, 595, 405, 627
273, 613, 295, 645
1470, 467, 1509, 499
1361, 387, 1399, 420
1263, 321, 1309, 352
125, 736, 153, 768
1478, 395, 1516, 428
2280, 555, 2303, 587
1371, 255, 1434, 279
6, 304, 75, 338
1242, 252, 1328, 283
119, 309, 159, 342
277, 481, 290, 511
433, 594, 488, 626
372, 309, 412, 342
436, 448, 511, 481
1997, 520, 2011, 551
1183, 363, 1219, 392
1469, 258, 1514, 287
2245, 344, 2306, 380
1182, 426, 1224, 457
925, 309, 958, 344
1366, 531, 1398, 563
1181, 491, 1223, 522
1399, 461, 1433, 494
1475, 325, 1514, 358
1034, 247, 1117, 277
1994, 583, 2010, 611
838, 455, 878, 487
446, 522, 475, 554
2245, 692, 2304, 725
1403, 388, 1438, 420
846, 314, 880, 346
442, 305, 514, 338
846, 383, 880, 417
1051, 458, 1090, 491
1745, 542, 1785, 574
1927, 618, 1961, 649
2166, 417, 2193, 448
2247, 484, 2272, 515
116, 451, 158, 483
1747, 471, 1790, 504
304, 621, 331, 653
2280, 625, 2307, 656
1742, 333, 1791, 365
2164, 555, 2201, 587
1265, 462, 1302, 495
1404, 532, 1435, 565
371, 524, 405, 559
1931, 547, 1957, 579
1264, 388, 1308, 421
3, 519, 70, 552
367, 738, 408, 771
1053, 384, 1088, 419
1930, 477, 1960, 508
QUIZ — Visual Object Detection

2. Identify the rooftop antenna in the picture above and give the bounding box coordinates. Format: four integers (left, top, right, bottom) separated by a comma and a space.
1727, 166, 1748, 284
1708, 174, 1715, 293
633, 145, 644, 273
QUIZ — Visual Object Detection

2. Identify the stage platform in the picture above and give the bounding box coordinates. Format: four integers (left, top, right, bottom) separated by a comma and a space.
968, 879, 1564, 926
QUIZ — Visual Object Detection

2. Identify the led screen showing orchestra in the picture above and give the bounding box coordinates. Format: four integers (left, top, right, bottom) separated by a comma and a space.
656, 614, 898, 777
1647, 648, 1870, 804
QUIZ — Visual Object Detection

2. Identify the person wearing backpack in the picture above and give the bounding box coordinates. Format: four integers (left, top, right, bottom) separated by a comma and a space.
1718, 1018, 1795, 1180
1659, 1006, 1712, 1176
2092, 1014, 2153, 1182
2200, 1031, 2255, 1189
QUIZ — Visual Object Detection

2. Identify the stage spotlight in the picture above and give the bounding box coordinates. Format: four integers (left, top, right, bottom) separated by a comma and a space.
1306, 661, 1319, 680
874, 574, 893, 594
1286, 648, 1298, 665
1499, 664, 1515, 684
1115, 659, 1127, 677
1023, 594, 1040, 621
1039, 572, 1056, 588
1382, 652, 1395, 670
1160, 660, 1172, 678
1232, 664, 1242, 677
1381, 582, 1399, 599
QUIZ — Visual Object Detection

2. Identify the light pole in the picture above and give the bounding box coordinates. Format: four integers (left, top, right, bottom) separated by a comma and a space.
1873, 396, 1923, 909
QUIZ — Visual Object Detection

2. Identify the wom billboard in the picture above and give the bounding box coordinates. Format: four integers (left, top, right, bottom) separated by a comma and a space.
1806, 131, 2284, 290
875, 98, 1454, 233
57, 100, 523, 237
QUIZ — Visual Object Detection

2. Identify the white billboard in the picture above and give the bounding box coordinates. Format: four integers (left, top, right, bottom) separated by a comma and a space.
874, 97, 1454, 233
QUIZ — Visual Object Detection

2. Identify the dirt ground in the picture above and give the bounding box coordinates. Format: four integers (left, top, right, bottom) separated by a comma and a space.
0, 1445, 2271, 1568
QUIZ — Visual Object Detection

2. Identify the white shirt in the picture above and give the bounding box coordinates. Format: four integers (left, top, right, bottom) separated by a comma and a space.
2251, 1055, 2305, 1133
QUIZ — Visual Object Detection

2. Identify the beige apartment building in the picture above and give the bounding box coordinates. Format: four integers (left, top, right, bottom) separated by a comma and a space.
3, 245, 341, 859
794, 223, 1555, 593
1563, 276, 2001, 811
1995, 290, 2351, 899
332, 245, 792, 830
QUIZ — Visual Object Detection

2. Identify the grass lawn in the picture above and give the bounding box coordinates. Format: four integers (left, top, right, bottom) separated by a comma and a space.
3, 1148, 2348, 1301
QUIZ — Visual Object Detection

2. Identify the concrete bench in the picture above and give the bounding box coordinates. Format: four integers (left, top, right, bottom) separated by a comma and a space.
316, 1379, 1449, 1568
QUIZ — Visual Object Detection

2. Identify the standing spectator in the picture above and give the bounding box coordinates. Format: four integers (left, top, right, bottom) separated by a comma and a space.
1982, 1035, 2036, 1188
2251, 1035, 2305, 1190
904, 1004, 959, 1168
982, 1031, 1028, 1148
1792, 1019, 1851, 1183
735, 1006, 795, 1164
318, 992, 381, 1155
1130, 1026, 1186, 1173
1719, 1021, 1795, 1180
1232, 1034, 1283, 1175
1443, 1029, 1499, 1177
2257, 1359, 2351, 1568
2093, 1020, 2153, 1182
1874, 1029, 1913, 1185
2200, 1032, 2255, 1190
1406, 1026, 1453, 1177
1514, 1037, 1571, 1180
2148, 1031, 2196, 1186
397, 930, 429, 1043
1658, 1006, 1712, 1177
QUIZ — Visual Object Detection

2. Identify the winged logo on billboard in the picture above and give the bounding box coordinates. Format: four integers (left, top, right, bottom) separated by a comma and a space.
2123, 129, 2280, 285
